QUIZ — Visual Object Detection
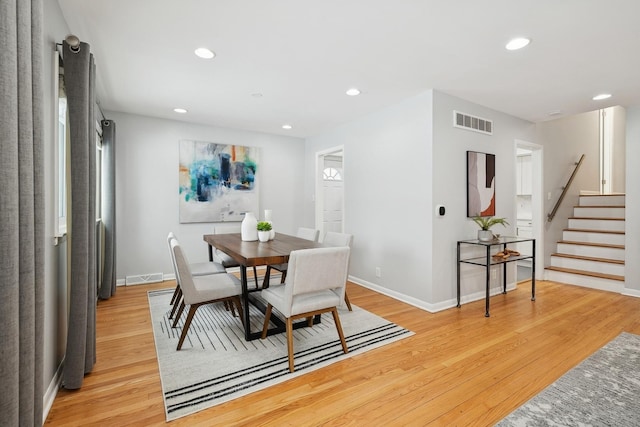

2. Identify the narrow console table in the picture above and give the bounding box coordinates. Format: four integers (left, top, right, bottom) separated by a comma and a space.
457, 236, 535, 317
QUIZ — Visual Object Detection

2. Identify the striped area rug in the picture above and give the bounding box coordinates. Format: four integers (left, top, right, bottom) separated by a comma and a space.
148, 288, 414, 421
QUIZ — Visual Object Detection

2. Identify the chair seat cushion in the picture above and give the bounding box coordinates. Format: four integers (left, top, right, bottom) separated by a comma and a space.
270, 262, 287, 272
190, 261, 226, 276
185, 273, 242, 304
213, 249, 240, 268
261, 284, 341, 318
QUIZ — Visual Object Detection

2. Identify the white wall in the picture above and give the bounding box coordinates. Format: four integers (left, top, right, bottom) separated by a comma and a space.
304, 90, 535, 310
108, 112, 305, 281
611, 106, 626, 193
535, 111, 600, 265
431, 91, 535, 305
625, 106, 640, 294
305, 91, 434, 304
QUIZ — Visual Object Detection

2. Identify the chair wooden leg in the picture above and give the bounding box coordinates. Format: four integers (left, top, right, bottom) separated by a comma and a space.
170, 284, 180, 305
331, 307, 348, 355
177, 305, 199, 350
172, 300, 185, 328
169, 288, 182, 319
344, 291, 353, 311
286, 317, 295, 372
261, 304, 273, 339
233, 296, 244, 327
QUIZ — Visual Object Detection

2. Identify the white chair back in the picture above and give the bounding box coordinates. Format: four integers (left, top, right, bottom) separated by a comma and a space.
171, 239, 196, 303
283, 247, 350, 309
297, 227, 320, 242
322, 231, 353, 247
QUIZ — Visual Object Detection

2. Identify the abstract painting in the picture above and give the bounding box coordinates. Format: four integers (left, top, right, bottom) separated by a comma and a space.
467, 151, 495, 217
179, 140, 259, 223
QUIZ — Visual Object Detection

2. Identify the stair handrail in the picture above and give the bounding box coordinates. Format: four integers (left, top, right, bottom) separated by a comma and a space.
547, 154, 585, 222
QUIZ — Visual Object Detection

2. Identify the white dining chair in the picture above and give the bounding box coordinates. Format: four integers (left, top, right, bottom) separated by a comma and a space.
263, 227, 320, 287
260, 246, 350, 372
171, 239, 244, 350
321, 231, 354, 311
167, 232, 227, 319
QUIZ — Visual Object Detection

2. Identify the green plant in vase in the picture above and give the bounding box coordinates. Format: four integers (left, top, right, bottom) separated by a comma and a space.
472, 216, 509, 241
257, 221, 272, 242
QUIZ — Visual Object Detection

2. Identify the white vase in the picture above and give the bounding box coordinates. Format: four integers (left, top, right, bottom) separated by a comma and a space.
241, 212, 258, 241
478, 230, 494, 241
264, 210, 275, 240
258, 231, 270, 242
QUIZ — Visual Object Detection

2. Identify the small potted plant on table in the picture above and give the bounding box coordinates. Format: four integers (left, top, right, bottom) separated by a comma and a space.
257, 221, 273, 242
472, 216, 509, 241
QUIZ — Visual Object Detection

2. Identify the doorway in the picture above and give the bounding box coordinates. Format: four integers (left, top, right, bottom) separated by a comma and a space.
515, 140, 543, 281
315, 146, 345, 238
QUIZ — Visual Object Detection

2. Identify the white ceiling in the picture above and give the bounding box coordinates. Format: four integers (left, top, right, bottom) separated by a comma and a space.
56, 0, 640, 138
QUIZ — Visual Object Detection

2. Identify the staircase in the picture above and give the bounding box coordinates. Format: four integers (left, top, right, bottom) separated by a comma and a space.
545, 194, 625, 292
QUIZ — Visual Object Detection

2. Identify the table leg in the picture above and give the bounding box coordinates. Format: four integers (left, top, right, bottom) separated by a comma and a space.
531, 239, 536, 301
207, 244, 213, 262
502, 243, 507, 294
485, 246, 491, 317
239, 266, 251, 341
456, 242, 461, 307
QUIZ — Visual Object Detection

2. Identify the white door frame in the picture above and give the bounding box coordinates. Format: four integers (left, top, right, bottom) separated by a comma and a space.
515, 139, 544, 280
315, 145, 345, 236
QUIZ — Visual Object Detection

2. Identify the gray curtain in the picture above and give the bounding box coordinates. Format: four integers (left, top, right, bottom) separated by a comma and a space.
62, 39, 97, 389
0, 0, 45, 424
99, 119, 116, 299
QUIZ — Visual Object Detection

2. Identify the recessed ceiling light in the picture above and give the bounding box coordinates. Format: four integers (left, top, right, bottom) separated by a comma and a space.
282, 124, 292, 130
194, 47, 215, 59
592, 93, 612, 101
346, 88, 361, 96
505, 37, 531, 51
173, 108, 188, 114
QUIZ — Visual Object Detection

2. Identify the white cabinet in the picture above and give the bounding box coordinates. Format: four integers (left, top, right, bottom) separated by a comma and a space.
516, 155, 532, 195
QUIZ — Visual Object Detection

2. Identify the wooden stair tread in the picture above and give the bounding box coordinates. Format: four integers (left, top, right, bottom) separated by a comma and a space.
550, 253, 624, 265
545, 266, 624, 281
558, 240, 624, 249
563, 228, 625, 235
569, 217, 625, 221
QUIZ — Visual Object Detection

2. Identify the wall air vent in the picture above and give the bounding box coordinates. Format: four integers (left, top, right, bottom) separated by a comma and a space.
453, 110, 493, 135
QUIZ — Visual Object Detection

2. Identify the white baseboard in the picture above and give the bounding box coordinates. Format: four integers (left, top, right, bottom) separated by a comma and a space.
43, 360, 63, 424
348, 275, 518, 314
622, 287, 640, 298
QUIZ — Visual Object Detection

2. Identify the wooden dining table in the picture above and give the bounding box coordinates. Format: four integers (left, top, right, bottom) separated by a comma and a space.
203, 232, 325, 341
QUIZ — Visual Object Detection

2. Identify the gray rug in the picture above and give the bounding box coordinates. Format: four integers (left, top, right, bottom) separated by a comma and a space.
497, 332, 640, 427
148, 288, 413, 421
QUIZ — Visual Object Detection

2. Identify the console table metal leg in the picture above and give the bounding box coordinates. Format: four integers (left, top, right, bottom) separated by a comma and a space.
531, 239, 536, 301
502, 244, 507, 294
456, 242, 461, 307
485, 247, 491, 317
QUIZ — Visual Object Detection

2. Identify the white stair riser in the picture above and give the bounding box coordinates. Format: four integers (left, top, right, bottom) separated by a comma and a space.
545, 270, 623, 293
562, 231, 625, 245
579, 195, 625, 206
567, 218, 625, 232
556, 243, 625, 260
573, 207, 625, 218
550, 257, 624, 276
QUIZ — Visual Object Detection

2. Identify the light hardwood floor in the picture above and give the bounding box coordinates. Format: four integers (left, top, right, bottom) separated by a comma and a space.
45, 280, 640, 426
